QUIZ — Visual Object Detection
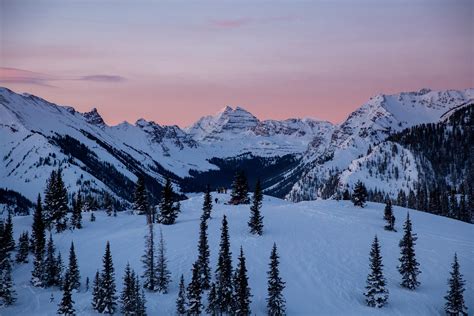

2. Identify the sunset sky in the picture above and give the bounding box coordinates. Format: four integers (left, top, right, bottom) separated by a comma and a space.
1, 0, 472, 127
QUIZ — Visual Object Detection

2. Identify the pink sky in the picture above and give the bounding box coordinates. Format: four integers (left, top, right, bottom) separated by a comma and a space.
1, 0, 472, 127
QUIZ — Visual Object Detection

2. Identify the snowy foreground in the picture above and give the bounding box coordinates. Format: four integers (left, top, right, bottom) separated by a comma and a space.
4, 194, 474, 315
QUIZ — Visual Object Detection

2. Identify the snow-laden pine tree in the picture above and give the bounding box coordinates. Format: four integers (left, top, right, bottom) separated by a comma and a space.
364, 235, 388, 308
71, 193, 83, 230
444, 253, 468, 316
176, 274, 187, 315
383, 200, 395, 231
201, 184, 213, 221
196, 217, 211, 290
233, 247, 252, 315
398, 213, 421, 290
156, 228, 171, 293
44, 169, 69, 232
229, 170, 250, 205
141, 224, 158, 292
248, 179, 264, 235
206, 282, 218, 316
134, 176, 150, 220
98, 241, 117, 314
352, 180, 368, 207
15, 231, 30, 263
187, 262, 203, 315
266, 243, 286, 315
66, 242, 81, 291
158, 177, 180, 225
91, 270, 101, 311
57, 271, 75, 315
215, 215, 233, 313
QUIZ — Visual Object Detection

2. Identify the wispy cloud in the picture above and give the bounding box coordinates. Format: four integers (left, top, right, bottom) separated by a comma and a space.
0, 67, 126, 87
209, 15, 298, 29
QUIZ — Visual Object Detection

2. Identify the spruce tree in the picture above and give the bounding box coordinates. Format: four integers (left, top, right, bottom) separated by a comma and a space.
352, 180, 368, 207
135, 275, 147, 316
0, 243, 16, 306
56, 251, 64, 287
201, 184, 213, 221
91, 270, 101, 311
233, 247, 252, 315
43, 233, 61, 287
196, 217, 211, 290
364, 235, 388, 308
383, 200, 395, 231
120, 263, 137, 315
267, 243, 286, 315
158, 177, 180, 225
176, 274, 187, 315
141, 224, 158, 292
57, 271, 75, 315
187, 262, 203, 315
444, 253, 468, 316
156, 228, 171, 293
15, 231, 30, 263
71, 193, 83, 230
229, 170, 250, 205
104, 193, 113, 217
3, 213, 15, 252
43, 169, 57, 230
32, 194, 46, 256
215, 215, 233, 313
206, 282, 218, 315
134, 176, 150, 220
398, 213, 421, 290
248, 179, 264, 235
98, 241, 117, 314
67, 242, 81, 291
54, 169, 69, 232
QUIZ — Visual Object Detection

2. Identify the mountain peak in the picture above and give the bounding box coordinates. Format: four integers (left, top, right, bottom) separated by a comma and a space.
83, 107, 105, 126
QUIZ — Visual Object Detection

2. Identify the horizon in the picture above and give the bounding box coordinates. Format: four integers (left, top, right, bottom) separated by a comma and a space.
1, 0, 473, 127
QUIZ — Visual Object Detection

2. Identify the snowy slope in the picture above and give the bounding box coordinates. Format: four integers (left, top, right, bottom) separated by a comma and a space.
287, 88, 474, 201
4, 195, 474, 315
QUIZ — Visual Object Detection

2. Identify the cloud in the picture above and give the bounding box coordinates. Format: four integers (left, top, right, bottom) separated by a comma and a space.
0, 67, 126, 87
209, 15, 298, 29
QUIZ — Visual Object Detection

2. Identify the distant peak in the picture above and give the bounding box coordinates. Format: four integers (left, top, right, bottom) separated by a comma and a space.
84, 107, 105, 126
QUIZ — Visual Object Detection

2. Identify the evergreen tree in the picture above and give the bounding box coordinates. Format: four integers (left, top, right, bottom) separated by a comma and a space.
120, 263, 137, 315
55, 170, 69, 232
267, 243, 286, 316
15, 231, 30, 263
91, 270, 101, 311
206, 282, 218, 315
202, 184, 213, 221
444, 253, 468, 316
43, 233, 62, 287
383, 200, 395, 231
32, 194, 46, 256
134, 176, 150, 220
56, 251, 64, 287
233, 247, 252, 315
90, 212, 96, 222
156, 228, 171, 293
43, 169, 57, 230
141, 224, 158, 292
0, 239, 16, 306
176, 274, 187, 315
196, 217, 211, 290
215, 215, 233, 313
248, 179, 264, 235
104, 193, 113, 217
98, 241, 117, 314
398, 213, 421, 290
158, 177, 180, 225
57, 271, 75, 315
135, 275, 147, 316
229, 170, 250, 205
352, 181, 368, 207
364, 235, 388, 308
66, 242, 81, 291
342, 188, 351, 200
85, 277, 90, 292
3, 213, 15, 252
187, 262, 203, 315
71, 193, 83, 230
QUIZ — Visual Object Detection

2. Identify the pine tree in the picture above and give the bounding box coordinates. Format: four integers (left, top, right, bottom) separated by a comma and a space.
56, 251, 64, 287
398, 213, 421, 290
196, 217, 211, 290
229, 170, 250, 205
248, 179, 264, 235
43, 169, 57, 230
158, 177, 180, 225
3, 213, 15, 252
141, 224, 158, 292
104, 193, 113, 217
0, 253, 17, 306
267, 243, 286, 315
201, 184, 213, 221
215, 215, 233, 313
57, 271, 75, 315
32, 194, 46, 256
156, 228, 171, 293
120, 263, 137, 315
43, 233, 62, 287
444, 253, 468, 316
206, 282, 218, 316
91, 270, 101, 311
98, 241, 117, 314
15, 231, 30, 263
90, 212, 96, 222
67, 242, 81, 291
383, 200, 395, 231
134, 176, 150, 221
233, 247, 252, 315
54, 170, 69, 232
352, 180, 368, 207
364, 235, 388, 308
135, 275, 147, 316
85, 277, 90, 292
176, 274, 187, 315
187, 262, 203, 315
71, 193, 83, 229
